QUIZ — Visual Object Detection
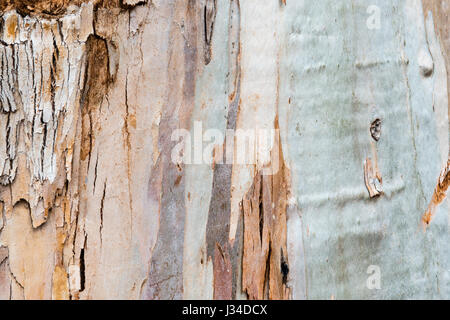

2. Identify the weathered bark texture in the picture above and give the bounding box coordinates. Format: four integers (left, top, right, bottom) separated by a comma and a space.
0, 0, 448, 299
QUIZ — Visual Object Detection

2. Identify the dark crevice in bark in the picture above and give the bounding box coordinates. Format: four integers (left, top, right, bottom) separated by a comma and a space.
280, 249, 289, 285
203, 0, 216, 65
258, 180, 264, 245
99, 180, 106, 245
264, 245, 271, 299
79, 247, 85, 292
80, 34, 110, 173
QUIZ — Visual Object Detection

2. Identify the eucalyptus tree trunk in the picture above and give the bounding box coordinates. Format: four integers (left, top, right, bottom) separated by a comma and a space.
0, 0, 448, 300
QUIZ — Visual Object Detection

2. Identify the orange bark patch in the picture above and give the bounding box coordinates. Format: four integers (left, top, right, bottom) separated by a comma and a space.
52, 265, 70, 300
128, 114, 137, 129
242, 130, 290, 300
6, 13, 17, 38
422, 158, 450, 228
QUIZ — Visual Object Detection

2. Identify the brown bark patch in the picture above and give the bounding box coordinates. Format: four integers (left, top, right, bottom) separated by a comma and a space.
52, 265, 70, 300
0, 1, 126, 16
213, 243, 232, 300
80, 35, 110, 162
0, 1, 84, 16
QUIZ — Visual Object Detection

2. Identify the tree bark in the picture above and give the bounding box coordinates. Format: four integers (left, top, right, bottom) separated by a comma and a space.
0, 0, 448, 299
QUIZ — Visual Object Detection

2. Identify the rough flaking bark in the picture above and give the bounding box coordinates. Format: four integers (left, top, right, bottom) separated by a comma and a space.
0, 0, 448, 300
241, 128, 290, 300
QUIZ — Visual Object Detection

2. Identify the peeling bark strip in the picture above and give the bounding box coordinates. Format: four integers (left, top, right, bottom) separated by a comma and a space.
242, 171, 290, 300
364, 158, 382, 198
0, 4, 92, 299
422, 158, 450, 228
0, 4, 92, 220
242, 134, 290, 300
